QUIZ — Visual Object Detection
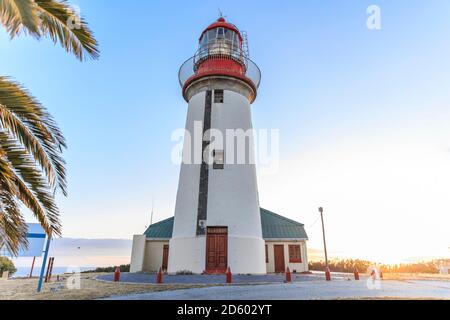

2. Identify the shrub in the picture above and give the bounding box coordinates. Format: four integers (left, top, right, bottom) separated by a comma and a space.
82, 264, 130, 273
176, 270, 193, 275
309, 259, 373, 273
309, 259, 441, 274
0, 256, 17, 276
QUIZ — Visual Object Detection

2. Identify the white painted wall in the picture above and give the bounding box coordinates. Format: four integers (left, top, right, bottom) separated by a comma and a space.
169, 91, 205, 274
129, 235, 146, 273
168, 236, 206, 274
171, 92, 205, 240
142, 240, 169, 272
169, 85, 266, 274
208, 90, 263, 239
265, 241, 309, 273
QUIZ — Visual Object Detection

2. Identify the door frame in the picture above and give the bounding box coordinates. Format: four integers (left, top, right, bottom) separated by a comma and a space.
162, 244, 169, 271
205, 227, 228, 274
273, 244, 286, 273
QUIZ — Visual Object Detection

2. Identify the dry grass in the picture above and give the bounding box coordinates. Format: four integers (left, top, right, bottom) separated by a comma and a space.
381, 273, 450, 281
0, 273, 214, 300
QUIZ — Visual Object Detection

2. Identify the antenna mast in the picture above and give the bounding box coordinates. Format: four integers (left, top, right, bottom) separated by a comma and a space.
150, 197, 154, 226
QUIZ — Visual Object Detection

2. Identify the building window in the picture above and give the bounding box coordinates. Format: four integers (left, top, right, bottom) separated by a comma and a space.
214, 90, 224, 103
288, 245, 302, 263
213, 150, 224, 169
265, 245, 269, 263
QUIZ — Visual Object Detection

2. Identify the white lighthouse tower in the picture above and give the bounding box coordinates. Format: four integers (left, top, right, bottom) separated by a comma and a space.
168, 18, 265, 274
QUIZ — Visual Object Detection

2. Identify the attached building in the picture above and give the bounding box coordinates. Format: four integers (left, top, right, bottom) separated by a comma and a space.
130, 208, 309, 274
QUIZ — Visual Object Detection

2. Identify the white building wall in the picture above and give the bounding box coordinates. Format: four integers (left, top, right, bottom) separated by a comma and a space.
208, 90, 263, 238
169, 87, 266, 274
265, 241, 309, 273
168, 236, 206, 274
142, 240, 169, 272
130, 235, 146, 273
207, 90, 265, 274
169, 91, 206, 274
171, 92, 205, 239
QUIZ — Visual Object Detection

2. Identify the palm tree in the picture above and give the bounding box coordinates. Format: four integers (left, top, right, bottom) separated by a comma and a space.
0, 0, 99, 254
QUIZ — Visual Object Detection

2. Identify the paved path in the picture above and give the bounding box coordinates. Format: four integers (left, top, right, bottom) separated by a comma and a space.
104, 278, 450, 300
97, 273, 332, 285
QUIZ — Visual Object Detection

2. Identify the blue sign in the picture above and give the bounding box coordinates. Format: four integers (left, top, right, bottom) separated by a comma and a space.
1, 223, 46, 257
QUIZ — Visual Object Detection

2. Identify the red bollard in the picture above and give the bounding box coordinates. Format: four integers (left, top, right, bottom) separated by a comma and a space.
226, 267, 232, 284
156, 267, 163, 284
285, 267, 292, 283
113, 266, 121, 282
354, 269, 360, 281
325, 267, 331, 281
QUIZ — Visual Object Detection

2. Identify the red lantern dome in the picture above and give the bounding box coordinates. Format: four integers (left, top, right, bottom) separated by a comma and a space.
179, 18, 261, 103
199, 17, 243, 43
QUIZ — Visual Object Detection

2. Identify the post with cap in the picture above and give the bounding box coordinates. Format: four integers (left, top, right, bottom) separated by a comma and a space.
285, 267, 292, 283
156, 267, 164, 284
226, 267, 232, 284
113, 266, 121, 282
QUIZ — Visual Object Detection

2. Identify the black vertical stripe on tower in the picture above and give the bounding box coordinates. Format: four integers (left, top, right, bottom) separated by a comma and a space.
196, 90, 212, 236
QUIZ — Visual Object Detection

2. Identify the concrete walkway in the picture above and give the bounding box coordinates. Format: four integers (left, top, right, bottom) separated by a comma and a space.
103, 278, 450, 300
97, 272, 329, 285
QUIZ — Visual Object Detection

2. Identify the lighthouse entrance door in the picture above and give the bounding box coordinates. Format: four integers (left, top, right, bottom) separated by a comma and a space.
205, 227, 228, 274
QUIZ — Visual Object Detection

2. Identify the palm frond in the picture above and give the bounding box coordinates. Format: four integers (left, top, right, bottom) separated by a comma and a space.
36, 0, 99, 60
0, 154, 28, 256
0, 0, 40, 37
0, 76, 67, 195
0, 130, 60, 238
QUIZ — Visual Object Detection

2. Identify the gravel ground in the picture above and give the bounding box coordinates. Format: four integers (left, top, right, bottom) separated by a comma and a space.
104, 278, 450, 300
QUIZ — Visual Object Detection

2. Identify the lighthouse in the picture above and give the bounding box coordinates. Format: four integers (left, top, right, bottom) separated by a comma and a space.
168, 18, 266, 274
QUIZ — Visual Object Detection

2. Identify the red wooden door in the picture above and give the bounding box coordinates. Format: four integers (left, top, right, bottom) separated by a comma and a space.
206, 227, 228, 273
162, 245, 169, 271
274, 245, 285, 273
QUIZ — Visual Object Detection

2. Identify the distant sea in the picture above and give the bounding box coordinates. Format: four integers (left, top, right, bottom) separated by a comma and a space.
13, 266, 96, 278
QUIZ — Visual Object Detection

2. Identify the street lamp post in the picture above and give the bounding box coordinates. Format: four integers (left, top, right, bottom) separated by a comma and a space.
319, 207, 331, 281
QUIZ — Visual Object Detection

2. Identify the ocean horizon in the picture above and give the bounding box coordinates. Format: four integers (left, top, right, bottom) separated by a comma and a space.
13, 266, 97, 278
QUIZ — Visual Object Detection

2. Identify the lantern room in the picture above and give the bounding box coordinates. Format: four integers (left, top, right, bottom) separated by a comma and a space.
197, 17, 244, 60
179, 18, 261, 103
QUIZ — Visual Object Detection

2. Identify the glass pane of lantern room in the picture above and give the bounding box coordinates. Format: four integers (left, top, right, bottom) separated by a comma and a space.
225, 29, 233, 41
230, 32, 235, 49
208, 29, 216, 43
233, 33, 239, 48
217, 27, 224, 38
200, 34, 207, 47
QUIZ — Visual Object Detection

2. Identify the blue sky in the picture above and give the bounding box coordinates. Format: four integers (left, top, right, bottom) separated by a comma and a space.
1, 1, 450, 262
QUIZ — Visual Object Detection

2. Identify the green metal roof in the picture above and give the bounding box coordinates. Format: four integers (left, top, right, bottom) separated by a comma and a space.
144, 208, 308, 240
144, 217, 174, 239
260, 208, 308, 240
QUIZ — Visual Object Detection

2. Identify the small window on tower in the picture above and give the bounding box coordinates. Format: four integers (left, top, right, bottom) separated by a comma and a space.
213, 150, 224, 170
214, 90, 224, 103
